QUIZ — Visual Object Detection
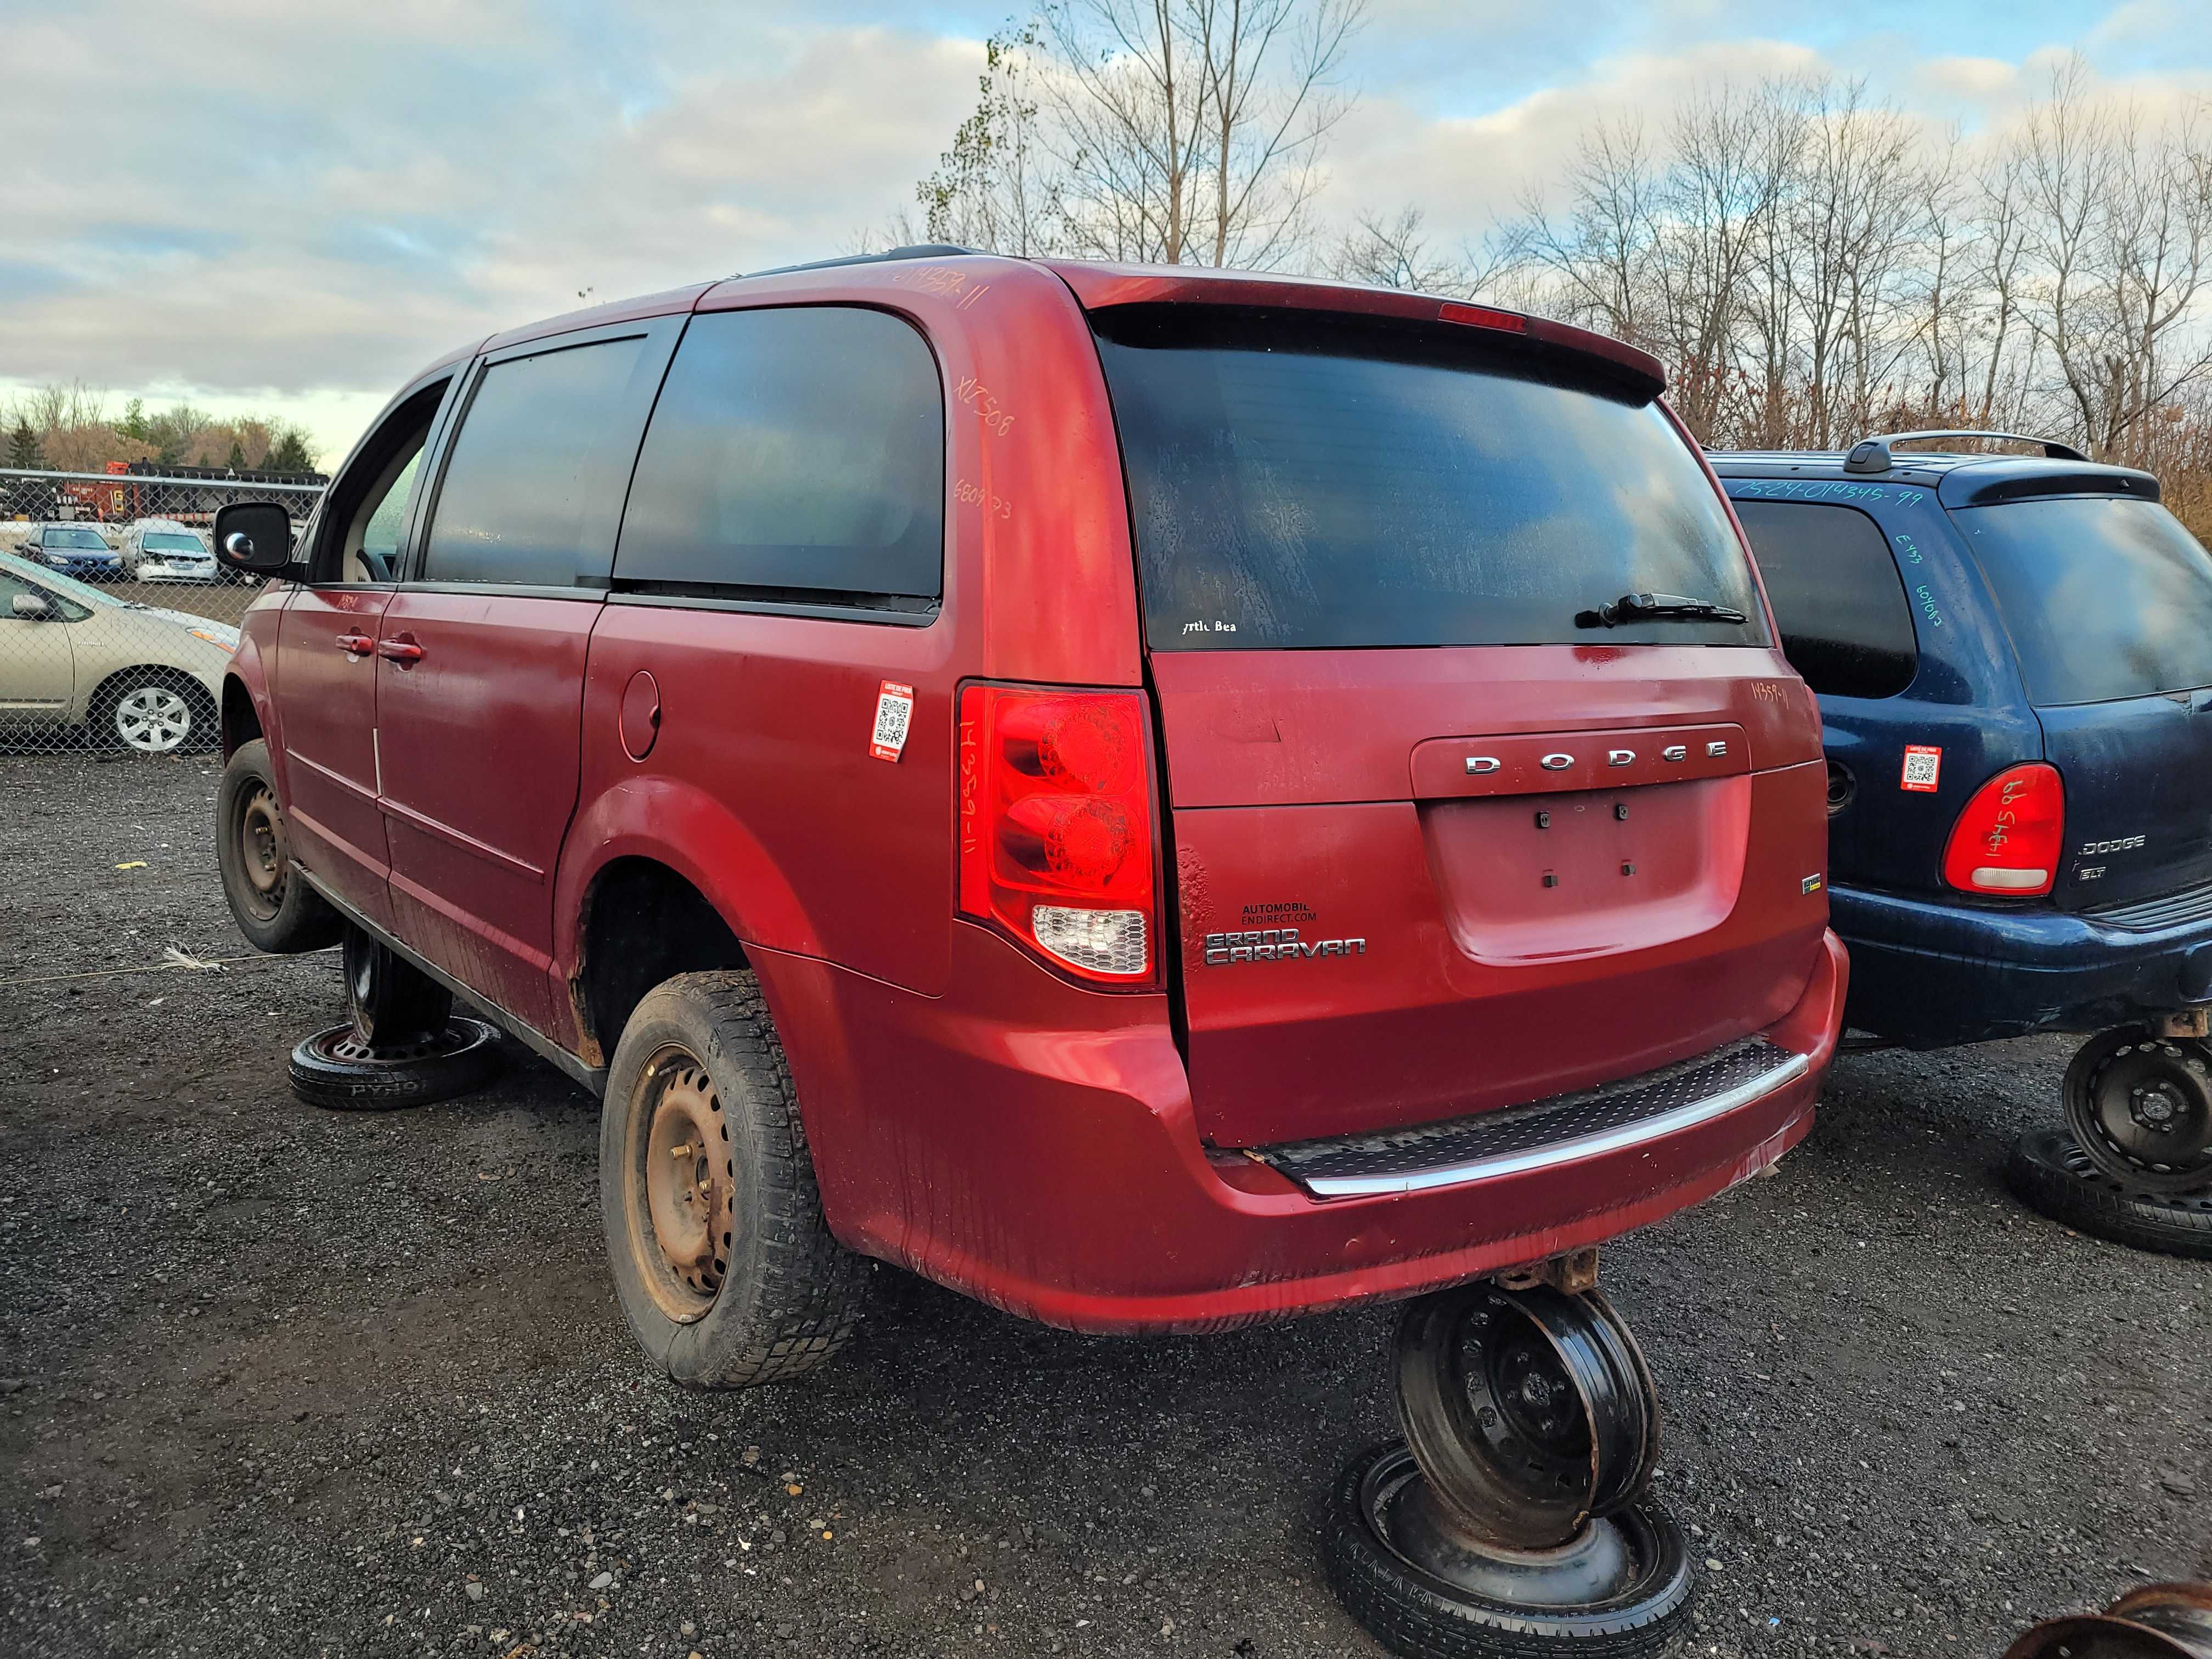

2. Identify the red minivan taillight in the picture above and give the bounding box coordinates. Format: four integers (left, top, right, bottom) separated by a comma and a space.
958, 684, 1160, 986
1943, 763, 2064, 896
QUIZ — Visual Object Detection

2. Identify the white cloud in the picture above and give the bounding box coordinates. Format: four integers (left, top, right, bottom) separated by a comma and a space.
0, 3, 983, 458
4, 0, 2209, 464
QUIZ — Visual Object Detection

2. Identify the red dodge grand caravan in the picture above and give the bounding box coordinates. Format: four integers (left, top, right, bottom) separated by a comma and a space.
213, 249, 1846, 1388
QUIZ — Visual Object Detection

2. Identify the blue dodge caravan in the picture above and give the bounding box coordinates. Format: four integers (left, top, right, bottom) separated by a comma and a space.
1711, 432, 2212, 1068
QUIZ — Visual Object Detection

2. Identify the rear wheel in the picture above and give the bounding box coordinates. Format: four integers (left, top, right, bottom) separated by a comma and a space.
216, 738, 342, 953
600, 970, 867, 1389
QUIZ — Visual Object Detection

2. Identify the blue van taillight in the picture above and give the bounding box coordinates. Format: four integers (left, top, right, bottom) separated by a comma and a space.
1943, 763, 2064, 896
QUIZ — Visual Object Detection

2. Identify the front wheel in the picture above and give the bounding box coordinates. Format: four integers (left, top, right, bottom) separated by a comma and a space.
92, 670, 217, 754
599, 970, 867, 1389
217, 738, 342, 953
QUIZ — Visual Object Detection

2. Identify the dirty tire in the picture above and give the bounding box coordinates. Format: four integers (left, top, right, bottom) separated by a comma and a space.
599, 970, 867, 1390
287, 1018, 503, 1110
217, 738, 343, 953
1324, 1443, 1696, 1659
2006, 1127, 2212, 1260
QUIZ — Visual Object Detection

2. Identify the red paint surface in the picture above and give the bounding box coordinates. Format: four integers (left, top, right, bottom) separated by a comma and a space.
374, 592, 598, 1033
232, 253, 1848, 1330
760, 923, 1846, 1334
270, 586, 394, 928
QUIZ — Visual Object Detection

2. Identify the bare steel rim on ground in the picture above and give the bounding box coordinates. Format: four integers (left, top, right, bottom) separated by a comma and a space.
1359, 1250, 1678, 1611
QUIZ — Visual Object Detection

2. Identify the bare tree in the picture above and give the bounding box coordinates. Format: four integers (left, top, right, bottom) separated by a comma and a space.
1513, 119, 1660, 343
1777, 81, 1924, 445
913, 2, 1364, 267
16, 382, 112, 473
1325, 205, 1517, 295
1972, 147, 2036, 430
918, 24, 1062, 255
2011, 61, 2212, 458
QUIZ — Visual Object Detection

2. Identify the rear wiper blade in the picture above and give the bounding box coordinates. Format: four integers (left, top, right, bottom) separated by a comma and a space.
1576, 591, 1748, 629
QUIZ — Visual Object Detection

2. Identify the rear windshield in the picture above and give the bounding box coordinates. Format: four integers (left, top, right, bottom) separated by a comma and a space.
1951, 496, 2212, 706
1092, 309, 1767, 651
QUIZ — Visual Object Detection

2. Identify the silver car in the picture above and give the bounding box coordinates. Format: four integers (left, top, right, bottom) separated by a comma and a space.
0, 549, 236, 752
118, 521, 219, 583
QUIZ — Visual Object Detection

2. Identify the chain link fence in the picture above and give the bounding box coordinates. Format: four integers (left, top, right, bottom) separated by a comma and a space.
1, 468, 323, 757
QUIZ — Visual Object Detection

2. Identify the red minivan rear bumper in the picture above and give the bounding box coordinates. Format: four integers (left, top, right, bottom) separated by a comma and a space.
760, 927, 1847, 1335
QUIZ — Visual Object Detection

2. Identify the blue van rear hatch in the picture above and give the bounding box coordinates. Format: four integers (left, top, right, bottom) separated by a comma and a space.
1947, 491, 2212, 912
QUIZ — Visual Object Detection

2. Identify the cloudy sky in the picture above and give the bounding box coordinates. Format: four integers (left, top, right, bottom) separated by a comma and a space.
3, 0, 2207, 464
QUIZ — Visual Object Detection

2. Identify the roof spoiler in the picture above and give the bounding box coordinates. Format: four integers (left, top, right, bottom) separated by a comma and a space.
1844, 430, 2088, 474
1044, 263, 1666, 402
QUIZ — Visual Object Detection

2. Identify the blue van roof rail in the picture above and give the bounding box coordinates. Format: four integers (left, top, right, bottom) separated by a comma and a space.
1843, 430, 2089, 474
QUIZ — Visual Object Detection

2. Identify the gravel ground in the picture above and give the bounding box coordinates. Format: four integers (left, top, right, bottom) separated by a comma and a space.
1, 752, 2206, 1658
78, 575, 263, 626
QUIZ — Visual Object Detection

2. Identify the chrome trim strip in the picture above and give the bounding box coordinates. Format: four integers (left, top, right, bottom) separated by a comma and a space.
1301, 1051, 1810, 1198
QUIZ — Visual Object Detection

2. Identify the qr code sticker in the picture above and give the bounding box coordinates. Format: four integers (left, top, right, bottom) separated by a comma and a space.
870, 681, 915, 762
1900, 745, 1942, 792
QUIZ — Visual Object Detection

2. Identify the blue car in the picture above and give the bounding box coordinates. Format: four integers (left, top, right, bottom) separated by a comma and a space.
21, 523, 124, 581
1709, 434, 2212, 1070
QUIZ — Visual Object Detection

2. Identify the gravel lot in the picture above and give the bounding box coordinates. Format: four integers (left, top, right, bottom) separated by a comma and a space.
91, 575, 263, 627
1, 752, 2205, 1659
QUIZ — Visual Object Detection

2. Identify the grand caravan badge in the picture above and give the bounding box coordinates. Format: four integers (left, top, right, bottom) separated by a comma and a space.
1203, 927, 1367, 966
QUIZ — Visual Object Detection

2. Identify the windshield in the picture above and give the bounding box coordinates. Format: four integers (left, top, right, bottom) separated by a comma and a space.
0, 550, 123, 609
1951, 495, 2212, 705
47, 528, 112, 550
1093, 308, 1767, 651
143, 532, 206, 551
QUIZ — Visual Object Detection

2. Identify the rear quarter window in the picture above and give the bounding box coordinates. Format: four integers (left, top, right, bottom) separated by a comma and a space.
613, 306, 945, 606
1093, 308, 1767, 651
1952, 495, 2212, 706
1733, 499, 1918, 698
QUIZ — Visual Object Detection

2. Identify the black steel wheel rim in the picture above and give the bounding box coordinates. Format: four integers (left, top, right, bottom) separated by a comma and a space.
2064, 1030, 2212, 1195
304, 1022, 482, 1066
1394, 1283, 1659, 1548
1353, 1443, 1689, 1620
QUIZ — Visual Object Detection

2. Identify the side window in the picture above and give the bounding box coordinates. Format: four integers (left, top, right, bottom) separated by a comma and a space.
418, 334, 653, 588
360, 449, 423, 573
310, 379, 449, 584
1734, 500, 1920, 699
614, 307, 945, 605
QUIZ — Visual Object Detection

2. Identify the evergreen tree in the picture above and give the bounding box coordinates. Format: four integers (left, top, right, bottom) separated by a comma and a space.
225, 437, 248, 471
264, 429, 315, 475
119, 398, 149, 443
5, 418, 42, 470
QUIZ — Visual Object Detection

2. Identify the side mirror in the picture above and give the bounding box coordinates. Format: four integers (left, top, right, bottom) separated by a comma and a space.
213, 501, 296, 575
11, 592, 52, 621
